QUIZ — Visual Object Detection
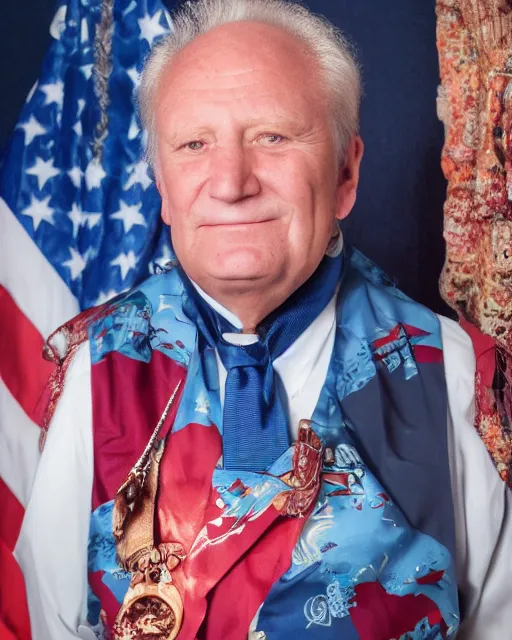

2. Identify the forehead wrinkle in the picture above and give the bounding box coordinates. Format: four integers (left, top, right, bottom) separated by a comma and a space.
159, 90, 312, 136
160, 22, 319, 96
158, 71, 321, 129
170, 68, 311, 106
163, 61, 308, 97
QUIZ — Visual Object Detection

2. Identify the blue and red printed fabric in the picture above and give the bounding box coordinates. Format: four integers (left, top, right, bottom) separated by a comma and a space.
84, 247, 459, 639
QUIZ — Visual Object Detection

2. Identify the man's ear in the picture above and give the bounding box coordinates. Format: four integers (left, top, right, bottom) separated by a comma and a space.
335, 135, 364, 221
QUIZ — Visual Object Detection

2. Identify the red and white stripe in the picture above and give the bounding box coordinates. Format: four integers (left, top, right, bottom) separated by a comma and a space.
0, 196, 79, 639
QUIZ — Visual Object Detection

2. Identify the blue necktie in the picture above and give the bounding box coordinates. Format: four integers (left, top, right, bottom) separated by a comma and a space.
180, 251, 344, 471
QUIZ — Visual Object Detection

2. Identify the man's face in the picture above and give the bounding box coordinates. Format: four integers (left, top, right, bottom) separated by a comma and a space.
154, 21, 362, 305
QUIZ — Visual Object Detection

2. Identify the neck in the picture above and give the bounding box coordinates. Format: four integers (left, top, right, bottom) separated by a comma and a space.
196, 285, 290, 332
188, 258, 334, 332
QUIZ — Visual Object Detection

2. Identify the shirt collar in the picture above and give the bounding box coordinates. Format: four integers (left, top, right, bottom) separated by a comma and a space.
191, 280, 243, 331
191, 278, 338, 401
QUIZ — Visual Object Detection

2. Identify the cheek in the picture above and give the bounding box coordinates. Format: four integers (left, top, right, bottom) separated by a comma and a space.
283, 175, 332, 234
159, 155, 205, 203
286, 189, 337, 263
159, 177, 198, 231
270, 152, 331, 204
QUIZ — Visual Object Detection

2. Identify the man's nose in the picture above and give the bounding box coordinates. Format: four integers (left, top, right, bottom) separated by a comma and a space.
208, 144, 261, 203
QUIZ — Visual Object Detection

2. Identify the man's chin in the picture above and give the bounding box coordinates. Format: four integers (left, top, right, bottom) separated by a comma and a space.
207, 250, 279, 281
205, 269, 268, 287
178, 245, 288, 296
201, 262, 282, 294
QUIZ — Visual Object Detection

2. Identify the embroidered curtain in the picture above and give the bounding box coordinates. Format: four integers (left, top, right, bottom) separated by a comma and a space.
436, 0, 512, 484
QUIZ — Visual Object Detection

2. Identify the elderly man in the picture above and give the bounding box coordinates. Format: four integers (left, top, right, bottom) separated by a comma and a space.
14, 0, 511, 639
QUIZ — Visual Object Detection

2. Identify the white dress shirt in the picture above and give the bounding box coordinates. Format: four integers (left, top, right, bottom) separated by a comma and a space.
14, 296, 512, 639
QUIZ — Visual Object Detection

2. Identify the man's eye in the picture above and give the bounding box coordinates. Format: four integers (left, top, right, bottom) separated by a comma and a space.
184, 141, 204, 151
260, 133, 286, 145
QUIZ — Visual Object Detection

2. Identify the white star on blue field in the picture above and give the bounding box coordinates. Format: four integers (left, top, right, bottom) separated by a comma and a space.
1, 0, 176, 310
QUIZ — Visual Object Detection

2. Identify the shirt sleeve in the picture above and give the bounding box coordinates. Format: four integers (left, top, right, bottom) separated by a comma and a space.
14, 341, 94, 640
439, 315, 512, 639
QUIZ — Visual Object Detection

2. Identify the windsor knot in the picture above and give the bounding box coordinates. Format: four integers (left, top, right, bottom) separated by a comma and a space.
216, 334, 267, 367
216, 338, 275, 406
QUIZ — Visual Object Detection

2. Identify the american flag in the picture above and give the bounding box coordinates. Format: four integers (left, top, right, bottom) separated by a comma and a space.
0, 0, 173, 636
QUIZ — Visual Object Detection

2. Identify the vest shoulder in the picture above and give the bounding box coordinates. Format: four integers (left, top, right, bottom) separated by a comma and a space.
339, 247, 442, 346
44, 265, 195, 370
88, 266, 195, 366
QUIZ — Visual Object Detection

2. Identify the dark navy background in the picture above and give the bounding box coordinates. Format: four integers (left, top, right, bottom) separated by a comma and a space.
0, 0, 451, 315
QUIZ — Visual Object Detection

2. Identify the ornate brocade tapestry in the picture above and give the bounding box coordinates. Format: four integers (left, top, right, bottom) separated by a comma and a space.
436, 0, 512, 484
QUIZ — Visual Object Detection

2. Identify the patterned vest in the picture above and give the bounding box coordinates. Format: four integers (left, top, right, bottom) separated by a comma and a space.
80, 248, 459, 639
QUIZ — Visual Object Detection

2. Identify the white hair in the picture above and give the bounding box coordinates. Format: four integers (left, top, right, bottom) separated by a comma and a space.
139, 0, 362, 166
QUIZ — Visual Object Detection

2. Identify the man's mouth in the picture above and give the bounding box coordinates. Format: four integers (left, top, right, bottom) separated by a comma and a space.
199, 218, 276, 229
